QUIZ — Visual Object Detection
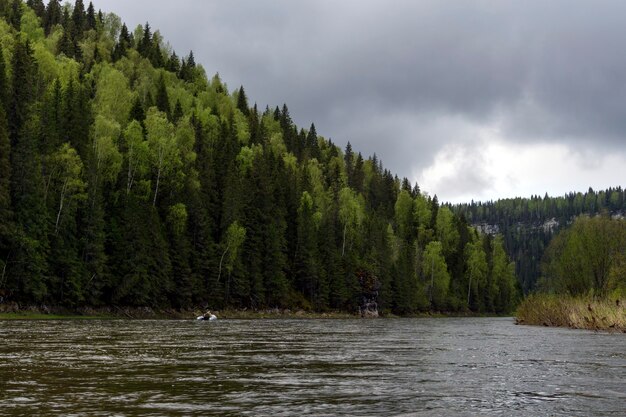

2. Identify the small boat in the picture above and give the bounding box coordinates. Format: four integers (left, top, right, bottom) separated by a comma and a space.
197, 311, 217, 321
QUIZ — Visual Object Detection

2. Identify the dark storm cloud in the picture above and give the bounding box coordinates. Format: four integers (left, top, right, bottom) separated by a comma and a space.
93, 0, 626, 183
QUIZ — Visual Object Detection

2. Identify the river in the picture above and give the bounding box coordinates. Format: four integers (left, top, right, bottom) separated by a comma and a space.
0, 317, 624, 416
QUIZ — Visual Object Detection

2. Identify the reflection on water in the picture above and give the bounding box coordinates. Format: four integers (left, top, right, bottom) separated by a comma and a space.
0, 317, 624, 416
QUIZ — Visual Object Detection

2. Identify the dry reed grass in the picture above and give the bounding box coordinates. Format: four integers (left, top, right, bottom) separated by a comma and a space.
516, 294, 626, 331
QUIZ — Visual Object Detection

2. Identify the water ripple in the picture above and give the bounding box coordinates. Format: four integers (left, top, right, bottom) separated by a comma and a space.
0, 317, 624, 416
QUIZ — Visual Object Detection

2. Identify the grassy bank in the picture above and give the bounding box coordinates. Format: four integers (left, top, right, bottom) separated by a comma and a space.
0, 312, 110, 320
0, 305, 358, 320
516, 294, 626, 331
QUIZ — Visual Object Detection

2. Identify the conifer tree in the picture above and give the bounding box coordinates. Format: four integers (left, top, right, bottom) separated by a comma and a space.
166, 52, 180, 73
71, 0, 85, 34
0, 84, 11, 285
138, 22, 151, 58
26, 0, 45, 18
43, 0, 61, 35
85, 1, 95, 30
40, 78, 63, 155
7, 0, 21, 30
294, 191, 318, 303
236, 86, 249, 116
112, 23, 131, 61
129, 96, 146, 123
9, 39, 38, 147
0, 44, 7, 115
7, 40, 48, 301
155, 73, 170, 117
172, 99, 183, 123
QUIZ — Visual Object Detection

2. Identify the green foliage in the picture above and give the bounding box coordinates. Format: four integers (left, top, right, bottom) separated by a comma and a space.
338, 187, 364, 257
145, 107, 179, 206
465, 241, 488, 311
539, 216, 626, 298
423, 241, 450, 310
93, 64, 133, 125
218, 221, 246, 286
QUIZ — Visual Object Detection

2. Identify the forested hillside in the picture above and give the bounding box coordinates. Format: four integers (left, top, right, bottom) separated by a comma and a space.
0, 0, 519, 314
453, 187, 626, 293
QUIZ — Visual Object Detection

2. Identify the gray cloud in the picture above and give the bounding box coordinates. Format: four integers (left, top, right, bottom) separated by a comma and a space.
93, 0, 626, 197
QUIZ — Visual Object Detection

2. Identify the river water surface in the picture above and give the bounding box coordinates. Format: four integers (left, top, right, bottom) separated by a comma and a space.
0, 317, 624, 416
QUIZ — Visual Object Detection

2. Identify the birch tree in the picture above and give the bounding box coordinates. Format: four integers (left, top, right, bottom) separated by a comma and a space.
145, 108, 179, 206
122, 120, 148, 195
338, 187, 364, 257
45, 143, 86, 235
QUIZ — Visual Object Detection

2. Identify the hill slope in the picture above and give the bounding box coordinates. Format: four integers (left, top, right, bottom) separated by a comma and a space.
0, 0, 518, 314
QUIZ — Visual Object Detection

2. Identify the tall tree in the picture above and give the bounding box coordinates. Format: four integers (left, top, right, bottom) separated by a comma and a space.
43, 0, 61, 35
236, 85, 249, 116
145, 108, 178, 206
7, 0, 22, 30
27, 0, 45, 18
294, 191, 318, 303
423, 241, 450, 310
155, 73, 170, 117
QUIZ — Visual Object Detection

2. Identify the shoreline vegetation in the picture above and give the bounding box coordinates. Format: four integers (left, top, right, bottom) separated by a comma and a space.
0, 303, 510, 320
515, 294, 626, 332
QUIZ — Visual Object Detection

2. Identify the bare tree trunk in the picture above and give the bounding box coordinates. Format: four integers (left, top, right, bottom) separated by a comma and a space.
44, 167, 57, 203
153, 166, 161, 207
429, 256, 434, 305
127, 149, 134, 194
55, 180, 68, 235
467, 271, 472, 306
0, 253, 9, 288
217, 244, 230, 283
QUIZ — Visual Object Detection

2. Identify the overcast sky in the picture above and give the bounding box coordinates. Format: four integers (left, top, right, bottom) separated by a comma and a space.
93, 0, 626, 203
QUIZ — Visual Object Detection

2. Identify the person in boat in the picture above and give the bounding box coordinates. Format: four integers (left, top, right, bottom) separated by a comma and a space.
198, 310, 217, 321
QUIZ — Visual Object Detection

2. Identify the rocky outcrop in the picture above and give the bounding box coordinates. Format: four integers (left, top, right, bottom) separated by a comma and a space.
357, 270, 381, 318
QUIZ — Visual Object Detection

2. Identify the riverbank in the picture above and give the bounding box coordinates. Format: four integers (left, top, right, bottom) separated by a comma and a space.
515, 294, 626, 332
0, 303, 507, 320
0, 303, 360, 320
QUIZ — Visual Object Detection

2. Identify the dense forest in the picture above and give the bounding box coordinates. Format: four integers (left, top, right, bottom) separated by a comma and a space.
0, 0, 519, 314
453, 187, 626, 293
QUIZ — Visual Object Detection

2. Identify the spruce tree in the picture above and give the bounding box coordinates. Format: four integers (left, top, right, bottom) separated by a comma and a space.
166, 52, 180, 73
0, 43, 7, 115
236, 86, 249, 116
172, 99, 183, 123
9, 40, 37, 148
129, 95, 146, 123
85, 1, 95, 30
155, 73, 170, 118
40, 78, 63, 154
306, 123, 319, 160
71, 0, 85, 34
7, 42, 48, 301
7, 0, 21, 30
0, 93, 12, 279
112, 23, 131, 62
43, 0, 61, 35
26, 0, 45, 18
294, 191, 318, 304
138, 22, 151, 58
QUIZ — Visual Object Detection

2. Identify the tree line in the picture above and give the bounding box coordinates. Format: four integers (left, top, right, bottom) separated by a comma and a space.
0, 0, 519, 314
453, 187, 626, 293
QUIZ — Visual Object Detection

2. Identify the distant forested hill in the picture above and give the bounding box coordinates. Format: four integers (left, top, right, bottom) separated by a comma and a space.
453, 187, 626, 293
0, 0, 518, 314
